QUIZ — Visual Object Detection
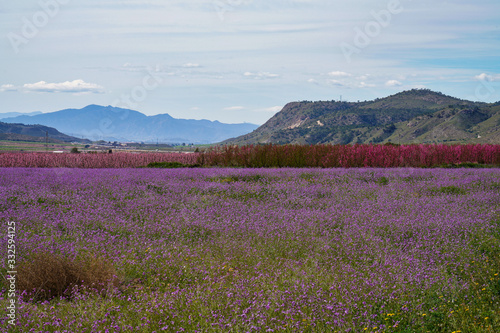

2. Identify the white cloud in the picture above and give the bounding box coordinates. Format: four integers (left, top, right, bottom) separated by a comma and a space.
328, 71, 352, 78
474, 73, 500, 82
224, 106, 245, 111
182, 63, 200, 68
359, 82, 376, 88
385, 80, 403, 87
120, 63, 149, 72
326, 79, 348, 87
23, 80, 105, 94
243, 72, 279, 79
0, 84, 16, 92
262, 106, 283, 113
253, 106, 283, 113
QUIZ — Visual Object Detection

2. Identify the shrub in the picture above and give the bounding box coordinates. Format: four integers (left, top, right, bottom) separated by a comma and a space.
299, 173, 315, 181
435, 186, 467, 195
436, 162, 493, 168
70, 147, 80, 154
207, 174, 268, 183
375, 176, 389, 185
17, 252, 118, 301
146, 161, 187, 168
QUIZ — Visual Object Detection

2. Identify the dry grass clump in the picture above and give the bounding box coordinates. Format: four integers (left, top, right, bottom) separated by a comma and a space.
17, 251, 119, 301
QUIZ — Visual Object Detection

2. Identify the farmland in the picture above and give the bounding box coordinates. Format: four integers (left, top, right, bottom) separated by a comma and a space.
0, 140, 77, 153
1, 167, 499, 332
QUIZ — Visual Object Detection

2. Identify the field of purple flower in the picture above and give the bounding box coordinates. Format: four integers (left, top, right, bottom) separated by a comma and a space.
1, 168, 500, 332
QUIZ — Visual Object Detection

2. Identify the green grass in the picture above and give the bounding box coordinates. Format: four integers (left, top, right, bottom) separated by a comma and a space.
146, 161, 190, 168
436, 162, 495, 169
432, 185, 468, 195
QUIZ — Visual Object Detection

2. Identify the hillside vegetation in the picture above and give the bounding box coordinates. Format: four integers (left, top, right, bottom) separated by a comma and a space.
225, 89, 500, 145
0, 122, 89, 143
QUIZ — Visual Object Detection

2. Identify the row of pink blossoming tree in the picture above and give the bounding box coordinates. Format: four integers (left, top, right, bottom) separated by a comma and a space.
0, 144, 499, 168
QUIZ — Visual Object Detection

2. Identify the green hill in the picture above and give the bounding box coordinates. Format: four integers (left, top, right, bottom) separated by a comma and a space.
0, 122, 90, 143
224, 89, 499, 145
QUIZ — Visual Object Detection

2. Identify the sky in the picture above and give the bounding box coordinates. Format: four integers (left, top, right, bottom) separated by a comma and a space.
1, 0, 499, 125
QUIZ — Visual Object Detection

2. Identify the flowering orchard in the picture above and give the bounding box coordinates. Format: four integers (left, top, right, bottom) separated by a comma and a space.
0, 152, 197, 168
200, 144, 500, 168
0, 168, 499, 332
2, 144, 498, 168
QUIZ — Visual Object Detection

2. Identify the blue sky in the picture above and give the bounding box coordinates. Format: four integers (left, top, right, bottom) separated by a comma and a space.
1, 0, 499, 124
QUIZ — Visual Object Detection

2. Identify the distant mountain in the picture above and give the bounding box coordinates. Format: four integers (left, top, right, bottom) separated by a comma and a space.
224, 89, 500, 145
0, 111, 42, 120
2, 105, 259, 144
0, 122, 90, 143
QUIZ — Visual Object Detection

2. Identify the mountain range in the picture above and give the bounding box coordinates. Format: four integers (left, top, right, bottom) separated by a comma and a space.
3, 90, 499, 146
0, 111, 42, 120
225, 89, 500, 145
1, 105, 258, 144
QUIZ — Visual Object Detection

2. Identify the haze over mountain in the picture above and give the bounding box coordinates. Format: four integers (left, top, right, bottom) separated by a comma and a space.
0, 111, 42, 120
2, 105, 258, 144
225, 89, 500, 145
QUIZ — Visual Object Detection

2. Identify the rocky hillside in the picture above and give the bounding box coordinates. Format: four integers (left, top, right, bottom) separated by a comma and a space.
224, 89, 500, 145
